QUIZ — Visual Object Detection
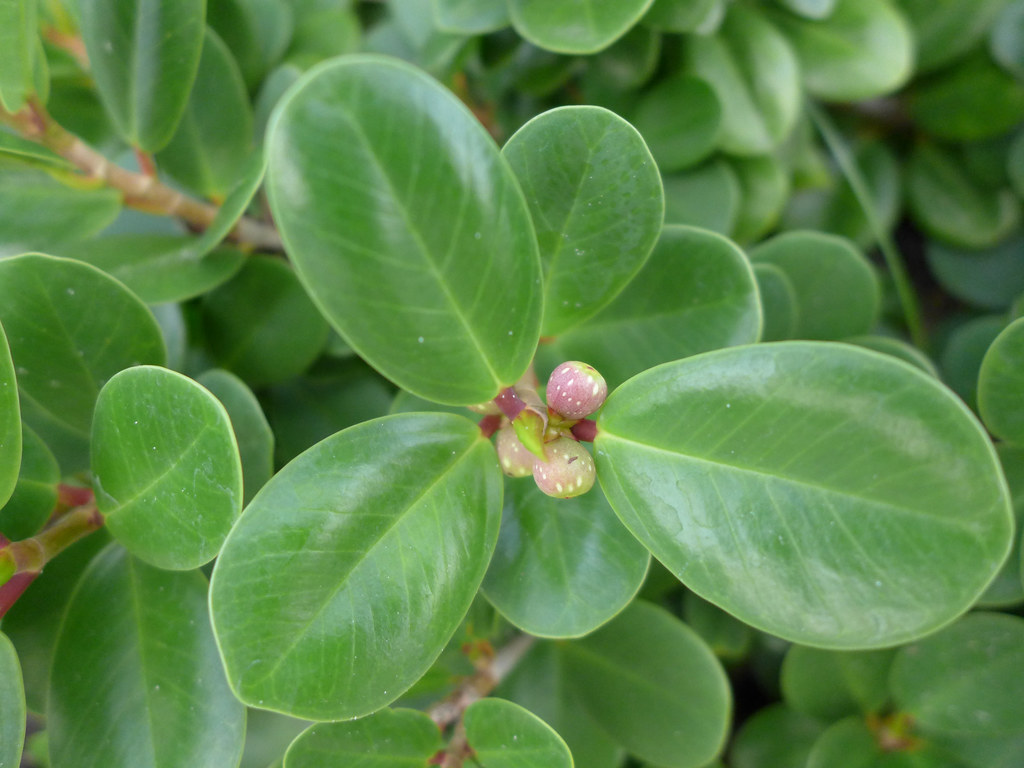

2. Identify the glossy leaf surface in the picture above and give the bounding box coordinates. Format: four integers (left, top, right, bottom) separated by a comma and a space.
662, 159, 740, 235
805, 717, 958, 768
502, 105, 663, 337
0, 254, 166, 472
543, 224, 761, 389
155, 28, 254, 198
978, 318, 1024, 445
979, 444, 1024, 607
729, 153, 790, 244
0, 631, 24, 768
79, 0, 205, 150
753, 262, 798, 342
201, 256, 329, 388
781, 646, 893, 720
631, 76, 720, 172
91, 366, 243, 570
731, 703, 825, 768
0, 0, 35, 112
561, 600, 731, 767
433, 0, 509, 33
464, 698, 573, 768
0, 322, 19, 511
0, 426, 58, 541
890, 612, 1024, 738
750, 231, 879, 340
482, 477, 649, 638
284, 708, 441, 768
48, 545, 245, 768
210, 413, 502, 720
926, 236, 1024, 311
266, 55, 541, 405
595, 342, 1013, 648
772, 0, 913, 100
196, 369, 274, 504
507, 0, 656, 54
683, 592, 754, 662
686, 3, 800, 155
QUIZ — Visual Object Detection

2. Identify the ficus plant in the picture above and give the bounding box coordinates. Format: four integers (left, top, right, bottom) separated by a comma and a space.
0, 0, 1023, 767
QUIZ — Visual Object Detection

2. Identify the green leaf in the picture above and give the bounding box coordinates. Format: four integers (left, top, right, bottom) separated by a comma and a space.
753, 261, 799, 342
507, 0, 656, 54
662, 158, 741, 236
285, 7, 359, 69
686, 3, 800, 155
771, 0, 913, 100
502, 105, 664, 337
155, 28, 255, 198
643, 0, 720, 33
730, 703, 825, 768
844, 336, 939, 378
590, 24, 662, 90
683, 591, 754, 662
464, 698, 573, 768
196, 369, 274, 504
939, 314, 1007, 410
266, 55, 542, 405
927, 234, 1024, 311
908, 51, 1024, 142
0, 322, 20, 512
91, 365, 243, 570
0, 0, 37, 112
979, 317, 1024, 443
0, 426, 58, 540
631, 75, 720, 172
805, 718, 913, 768
978, 444, 1024, 607
0, 131, 74, 171
0, 631, 25, 768
482, 477, 649, 638
891, 612, 1024, 737
497, 642, 624, 768
750, 231, 880, 340
0, 172, 122, 257
728, 152, 790, 244
210, 412, 502, 720
48, 544, 246, 768
561, 600, 731, 768
991, 0, 1024, 80
0, 253, 166, 472
773, 0, 837, 18
283, 708, 442, 768
896, 0, 1009, 74
79, 0, 206, 150
540, 224, 761, 389
781, 645, 894, 720
907, 143, 1021, 251
58, 235, 245, 304
201, 256, 329, 388
595, 342, 1014, 648
433, 0, 509, 33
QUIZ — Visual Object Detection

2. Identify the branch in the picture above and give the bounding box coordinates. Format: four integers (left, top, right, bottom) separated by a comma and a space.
2, 100, 283, 253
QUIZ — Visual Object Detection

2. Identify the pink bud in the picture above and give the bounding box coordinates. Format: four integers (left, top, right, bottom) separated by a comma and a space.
532, 437, 596, 498
495, 425, 534, 477
546, 361, 608, 420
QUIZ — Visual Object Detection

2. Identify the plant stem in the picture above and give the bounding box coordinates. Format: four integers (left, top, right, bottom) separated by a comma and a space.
1, 100, 283, 253
807, 100, 926, 348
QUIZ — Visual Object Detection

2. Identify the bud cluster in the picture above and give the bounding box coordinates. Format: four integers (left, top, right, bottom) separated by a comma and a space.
493, 361, 607, 499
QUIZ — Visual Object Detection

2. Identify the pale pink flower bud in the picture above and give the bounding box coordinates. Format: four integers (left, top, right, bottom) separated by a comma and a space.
495, 424, 534, 477
532, 437, 596, 498
546, 361, 608, 420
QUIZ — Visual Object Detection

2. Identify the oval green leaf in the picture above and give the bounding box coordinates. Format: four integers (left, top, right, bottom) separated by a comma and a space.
79, 0, 205, 150
663, 158, 741, 235
482, 477, 649, 638
753, 262, 799, 342
979, 317, 1024, 444
0, 631, 25, 768
631, 76, 721, 172
0, 321, 20, 511
47, 544, 245, 768
284, 708, 442, 768
774, 0, 837, 18
771, 0, 913, 100
0, 0, 36, 112
91, 365, 243, 570
0, 426, 58, 541
0, 253, 166, 472
686, 3, 800, 156
683, 592, 754, 662
560, 600, 731, 768
939, 314, 1007, 411
750, 231, 880, 341
781, 645, 894, 720
502, 105, 664, 337
643, 0, 720, 33
541, 224, 761, 389
728, 152, 790, 244
979, 444, 1024, 607
196, 369, 274, 504
991, 0, 1024, 80
890, 612, 1024, 737
155, 28, 254, 198
508, 0, 656, 54
464, 698, 573, 768
210, 412, 502, 720
266, 55, 542, 406
433, 0, 509, 34
201, 256, 329, 388
595, 342, 1014, 648
897, 0, 1009, 74
730, 703, 825, 768
845, 336, 939, 378
926, 235, 1024, 311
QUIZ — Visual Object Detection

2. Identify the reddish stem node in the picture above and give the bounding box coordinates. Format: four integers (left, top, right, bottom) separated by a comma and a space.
493, 386, 526, 421
478, 414, 502, 439
571, 419, 598, 442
